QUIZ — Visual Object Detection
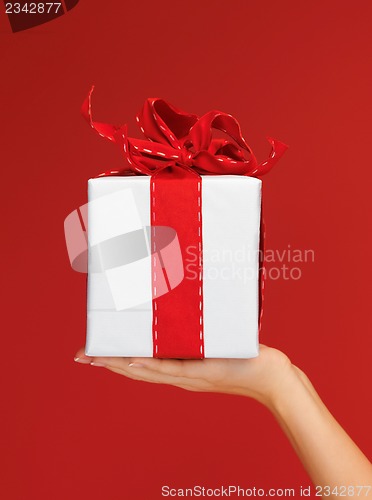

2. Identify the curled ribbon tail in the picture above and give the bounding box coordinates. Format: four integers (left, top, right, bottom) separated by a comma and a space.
253, 137, 289, 176
81, 85, 119, 143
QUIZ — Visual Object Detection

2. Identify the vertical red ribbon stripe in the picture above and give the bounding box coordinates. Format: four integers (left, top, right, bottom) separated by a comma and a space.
151, 166, 204, 359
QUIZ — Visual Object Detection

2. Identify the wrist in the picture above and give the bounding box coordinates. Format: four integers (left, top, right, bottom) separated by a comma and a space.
265, 364, 312, 414
266, 365, 314, 418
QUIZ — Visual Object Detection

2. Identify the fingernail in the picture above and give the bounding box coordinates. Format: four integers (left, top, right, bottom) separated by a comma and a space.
128, 362, 145, 368
74, 357, 91, 364
90, 362, 106, 367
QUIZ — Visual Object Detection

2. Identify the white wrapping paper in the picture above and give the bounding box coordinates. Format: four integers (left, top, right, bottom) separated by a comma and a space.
86, 175, 261, 358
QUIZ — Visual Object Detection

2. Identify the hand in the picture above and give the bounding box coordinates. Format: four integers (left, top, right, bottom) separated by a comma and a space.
74, 344, 294, 408
74, 345, 372, 487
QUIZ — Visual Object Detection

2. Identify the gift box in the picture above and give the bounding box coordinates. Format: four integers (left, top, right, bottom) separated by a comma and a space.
86, 174, 262, 358
71, 87, 287, 359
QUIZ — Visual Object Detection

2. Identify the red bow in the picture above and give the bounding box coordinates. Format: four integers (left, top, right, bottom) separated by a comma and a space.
81, 86, 288, 177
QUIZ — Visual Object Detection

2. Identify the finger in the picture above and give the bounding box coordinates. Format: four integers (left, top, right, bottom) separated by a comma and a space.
73, 350, 182, 385
94, 355, 216, 380
74, 348, 225, 385
74, 348, 93, 365
74, 349, 219, 393
74, 348, 188, 376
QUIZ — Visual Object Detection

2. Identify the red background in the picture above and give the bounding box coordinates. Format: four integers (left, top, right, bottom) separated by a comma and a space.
1, 1, 371, 498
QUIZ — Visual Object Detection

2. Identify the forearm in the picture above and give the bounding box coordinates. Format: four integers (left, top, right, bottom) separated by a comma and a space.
75, 344, 372, 493
266, 365, 372, 493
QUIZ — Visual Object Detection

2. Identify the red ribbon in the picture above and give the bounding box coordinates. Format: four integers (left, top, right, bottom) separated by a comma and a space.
82, 87, 287, 358
81, 85, 288, 178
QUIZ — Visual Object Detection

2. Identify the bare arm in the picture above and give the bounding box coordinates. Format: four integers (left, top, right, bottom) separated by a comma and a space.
268, 364, 372, 491
75, 344, 372, 494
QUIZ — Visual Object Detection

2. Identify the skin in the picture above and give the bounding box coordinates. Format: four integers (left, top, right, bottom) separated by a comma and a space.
75, 344, 372, 496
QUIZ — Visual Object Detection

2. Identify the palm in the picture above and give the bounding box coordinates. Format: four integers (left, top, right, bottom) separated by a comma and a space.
75, 344, 292, 405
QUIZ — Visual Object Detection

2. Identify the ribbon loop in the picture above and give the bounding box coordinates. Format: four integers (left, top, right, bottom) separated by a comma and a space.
138, 98, 198, 148
81, 86, 288, 177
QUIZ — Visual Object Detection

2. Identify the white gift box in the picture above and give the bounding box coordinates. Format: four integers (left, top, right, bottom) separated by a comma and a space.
85, 175, 262, 358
